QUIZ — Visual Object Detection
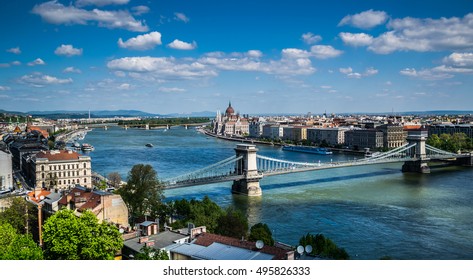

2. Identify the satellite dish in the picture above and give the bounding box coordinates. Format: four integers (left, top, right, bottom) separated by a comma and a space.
256, 240, 264, 249
297, 245, 304, 254
39, 195, 45, 200
305, 245, 313, 254
119, 228, 124, 234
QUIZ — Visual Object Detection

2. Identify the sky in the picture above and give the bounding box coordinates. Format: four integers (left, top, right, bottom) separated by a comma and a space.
1, 0, 473, 115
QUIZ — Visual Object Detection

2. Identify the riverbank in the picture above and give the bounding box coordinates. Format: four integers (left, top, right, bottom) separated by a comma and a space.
199, 128, 366, 155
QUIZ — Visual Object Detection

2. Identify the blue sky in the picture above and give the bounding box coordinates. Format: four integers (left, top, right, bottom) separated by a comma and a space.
1, 0, 473, 115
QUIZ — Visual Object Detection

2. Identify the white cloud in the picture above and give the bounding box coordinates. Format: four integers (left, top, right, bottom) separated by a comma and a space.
117, 83, 131, 90
442, 52, 473, 67
132, 5, 150, 16
6, 47, 21, 54
55, 44, 83, 56
339, 32, 374, 47
11, 61, 21, 66
32, 1, 148, 32
63, 66, 82, 73
0, 86, 11, 91
310, 45, 343, 59
118, 32, 162, 50
19, 73, 73, 86
27, 58, 46, 66
339, 9, 388, 29
301, 32, 322, 44
174, 12, 189, 23
75, 0, 129, 7
247, 50, 263, 58
400, 68, 453, 80
367, 14, 473, 54
167, 39, 197, 50
432, 65, 473, 73
339, 67, 378, 78
158, 87, 186, 93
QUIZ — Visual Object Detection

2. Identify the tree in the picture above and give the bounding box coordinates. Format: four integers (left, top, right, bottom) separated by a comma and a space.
0, 197, 37, 235
249, 223, 274, 246
42, 209, 123, 260
134, 246, 169, 260
299, 233, 349, 260
215, 207, 248, 239
0, 222, 43, 260
117, 164, 165, 224
97, 180, 108, 191
108, 172, 122, 188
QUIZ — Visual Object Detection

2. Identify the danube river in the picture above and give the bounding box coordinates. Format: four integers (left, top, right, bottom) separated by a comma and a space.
81, 125, 473, 260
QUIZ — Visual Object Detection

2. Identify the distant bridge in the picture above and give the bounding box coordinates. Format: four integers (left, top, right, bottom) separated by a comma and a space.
162, 130, 472, 196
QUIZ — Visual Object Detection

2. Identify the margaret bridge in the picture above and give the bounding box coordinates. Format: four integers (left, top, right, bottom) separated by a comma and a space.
163, 130, 473, 196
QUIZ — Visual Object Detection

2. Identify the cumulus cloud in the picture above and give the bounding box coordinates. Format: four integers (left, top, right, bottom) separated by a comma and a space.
400, 68, 453, 80
442, 52, 473, 67
63, 66, 82, 73
19, 73, 73, 86
118, 32, 162, 50
367, 14, 473, 54
310, 45, 343, 59
339, 32, 374, 47
27, 58, 46, 66
167, 39, 197, 50
117, 83, 131, 90
339, 67, 378, 78
32, 1, 148, 32
174, 12, 189, 23
132, 5, 150, 16
75, 0, 129, 7
301, 32, 322, 45
338, 9, 388, 29
0, 86, 11, 91
6, 47, 21, 54
107, 49, 318, 81
55, 44, 83, 56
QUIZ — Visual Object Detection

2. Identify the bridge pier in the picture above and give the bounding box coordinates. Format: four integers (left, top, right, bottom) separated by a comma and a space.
402, 130, 431, 174
232, 144, 263, 196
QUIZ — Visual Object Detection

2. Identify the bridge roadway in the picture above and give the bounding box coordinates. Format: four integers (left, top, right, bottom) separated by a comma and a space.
163, 137, 472, 191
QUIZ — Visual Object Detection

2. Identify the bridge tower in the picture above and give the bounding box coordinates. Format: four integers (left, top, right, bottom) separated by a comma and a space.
402, 129, 430, 173
232, 144, 263, 196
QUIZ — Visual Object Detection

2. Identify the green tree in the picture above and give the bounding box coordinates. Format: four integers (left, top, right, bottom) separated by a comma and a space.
42, 209, 123, 260
97, 180, 108, 191
0, 197, 37, 235
108, 172, 122, 189
249, 223, 274, 246
215, 207, 248, 239
188, 196, 224, 232
0, 222, 43, 260
134, 246, 169, 260
299, 233, 349, 260
117, 164, 165, 224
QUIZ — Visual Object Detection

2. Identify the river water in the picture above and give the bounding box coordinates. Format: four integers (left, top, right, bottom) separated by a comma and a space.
80, 125, 473, 260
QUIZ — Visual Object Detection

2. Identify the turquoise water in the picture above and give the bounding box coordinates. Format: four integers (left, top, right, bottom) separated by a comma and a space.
81, 125, 473, 259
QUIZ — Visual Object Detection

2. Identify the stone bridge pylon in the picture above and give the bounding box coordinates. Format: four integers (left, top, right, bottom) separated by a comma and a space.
231, 144, 263, 196
402, 130, 430, 173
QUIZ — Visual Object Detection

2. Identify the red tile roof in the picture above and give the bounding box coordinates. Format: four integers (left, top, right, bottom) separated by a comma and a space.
36, 150, 82, 161
27, 189, 51, 204
193, 232, 291, 260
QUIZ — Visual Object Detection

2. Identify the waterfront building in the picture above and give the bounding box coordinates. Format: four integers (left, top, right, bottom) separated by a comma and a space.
307, 127, 348, 146
428, 123, 473, 138
0, 150, 13, 191
379, 124, 407, 149
249, 120, 264, 138
345, 129, 384, 151
9, 135, 49, 172
58, 185, 129, 227
212, 102, 249, 136
262, 124, 284, 140
26, 150, 92, 190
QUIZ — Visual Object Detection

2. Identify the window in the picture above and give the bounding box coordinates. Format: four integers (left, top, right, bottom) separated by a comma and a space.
84, 178, 87, 183
84, 170, 86, 175
83, 163, 86, 168
41, 166, 44, 171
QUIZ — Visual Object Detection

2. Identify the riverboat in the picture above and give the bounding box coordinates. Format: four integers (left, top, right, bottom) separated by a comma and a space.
145, 143, 154, 147
81, 143, 94, 151
282, 145, 333, 155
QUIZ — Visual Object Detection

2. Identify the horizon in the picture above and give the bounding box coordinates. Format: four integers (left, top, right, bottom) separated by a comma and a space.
1, 1, 473, 113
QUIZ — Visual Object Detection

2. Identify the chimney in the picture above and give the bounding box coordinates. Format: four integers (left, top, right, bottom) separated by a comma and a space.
34, 185, 42, 198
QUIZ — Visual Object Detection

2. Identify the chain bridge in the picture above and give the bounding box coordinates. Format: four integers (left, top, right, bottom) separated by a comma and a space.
163, 130, 472, 196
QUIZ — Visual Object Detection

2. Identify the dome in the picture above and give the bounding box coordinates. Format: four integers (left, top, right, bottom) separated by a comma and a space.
225, 101, 235, 116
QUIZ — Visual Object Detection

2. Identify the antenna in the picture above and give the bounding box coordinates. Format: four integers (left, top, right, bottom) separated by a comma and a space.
256, 240, 264, 249
296, 245, 304, 254
305, 245, 313, 254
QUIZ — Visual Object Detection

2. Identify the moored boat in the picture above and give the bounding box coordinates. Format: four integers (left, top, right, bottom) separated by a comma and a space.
81, 143, 94, 151
282, 145, 333, 155
145, 143, 153, 147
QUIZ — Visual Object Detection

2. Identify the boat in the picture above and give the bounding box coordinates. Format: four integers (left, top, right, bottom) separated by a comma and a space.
282, 145, 333, 155
72, 142, 81, 150
145, 143, 153, 147
81, 143, 94, 151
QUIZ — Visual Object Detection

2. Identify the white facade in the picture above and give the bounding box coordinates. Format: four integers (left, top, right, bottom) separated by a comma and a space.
307, 127, 348, 146
0, 150, 13, 190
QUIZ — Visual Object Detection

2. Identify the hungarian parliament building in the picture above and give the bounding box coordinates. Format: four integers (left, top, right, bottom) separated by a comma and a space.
211, 102, 249, 136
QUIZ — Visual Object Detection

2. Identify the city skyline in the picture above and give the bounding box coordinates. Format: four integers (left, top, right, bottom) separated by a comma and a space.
1, 0, 473, 114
